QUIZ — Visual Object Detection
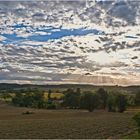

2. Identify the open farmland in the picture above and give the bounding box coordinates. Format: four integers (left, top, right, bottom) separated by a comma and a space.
0, 103, 138, 139
44, 92, 64, 100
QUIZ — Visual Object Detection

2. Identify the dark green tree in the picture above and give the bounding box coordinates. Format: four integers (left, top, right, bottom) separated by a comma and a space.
63, 88, 80, 109
76, 88, 81, 95
80, 91, 99, 112
97, 88, 108, 109
135, 92, 140, 106
23, 93, 34, 107
48, 89, 52, 101
116, 94, 127, 113
12, 91, 46, 109
12, 93, 24, 107
32, 92, 46, 108
107, 94, 117, 112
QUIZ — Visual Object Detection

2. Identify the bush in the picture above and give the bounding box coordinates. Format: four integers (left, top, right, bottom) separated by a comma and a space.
133, 112, 140, 133
47, 102, 56, 109
22, 111, 34, 115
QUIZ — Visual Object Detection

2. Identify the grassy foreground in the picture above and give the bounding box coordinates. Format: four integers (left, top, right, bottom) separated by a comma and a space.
0, 103, 138, 139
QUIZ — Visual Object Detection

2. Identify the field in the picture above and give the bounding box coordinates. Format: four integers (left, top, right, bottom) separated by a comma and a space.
0, 103, 138, 139
44, 92, 64, 100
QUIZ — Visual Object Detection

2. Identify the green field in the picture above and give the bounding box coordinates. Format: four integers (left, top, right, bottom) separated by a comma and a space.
0, 103, 138, 139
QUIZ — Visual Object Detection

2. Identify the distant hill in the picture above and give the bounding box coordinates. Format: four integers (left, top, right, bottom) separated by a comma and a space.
0, 83, 139, 94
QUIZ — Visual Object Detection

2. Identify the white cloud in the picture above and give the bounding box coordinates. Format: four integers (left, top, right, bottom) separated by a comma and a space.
0, 0, 140, 85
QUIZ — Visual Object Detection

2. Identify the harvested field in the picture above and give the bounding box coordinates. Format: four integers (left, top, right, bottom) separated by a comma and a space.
0, 104, 137, 139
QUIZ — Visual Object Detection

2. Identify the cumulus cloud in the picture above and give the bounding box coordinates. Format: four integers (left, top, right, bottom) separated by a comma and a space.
0, 0, 140, 85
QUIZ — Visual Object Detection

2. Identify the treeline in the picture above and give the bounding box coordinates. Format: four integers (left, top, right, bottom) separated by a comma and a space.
63, 88, 130, 112
11, 89, 61, 109
8, 87, 140, 113
12, 92, 46, 108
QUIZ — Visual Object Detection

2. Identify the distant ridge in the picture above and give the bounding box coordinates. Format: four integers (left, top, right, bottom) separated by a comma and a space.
0, 83, 139, 93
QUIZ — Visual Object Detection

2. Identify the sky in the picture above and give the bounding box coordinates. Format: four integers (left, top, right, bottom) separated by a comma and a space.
0, 0, 140, 85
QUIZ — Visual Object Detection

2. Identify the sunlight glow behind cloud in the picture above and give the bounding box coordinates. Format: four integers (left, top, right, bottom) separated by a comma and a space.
0, 0, 140, 85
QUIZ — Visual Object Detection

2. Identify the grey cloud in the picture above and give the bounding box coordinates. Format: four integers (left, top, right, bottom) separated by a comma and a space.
0, 0, 140, 26
0, 0, 140, 85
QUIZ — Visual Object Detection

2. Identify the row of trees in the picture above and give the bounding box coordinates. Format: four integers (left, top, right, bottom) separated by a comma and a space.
10, 87, 139, 112
63, 88, 128, 112
12, 92, 47, 108
12, 90, 59, 109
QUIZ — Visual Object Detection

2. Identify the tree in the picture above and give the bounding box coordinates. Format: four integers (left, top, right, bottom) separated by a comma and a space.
76, 88, 81, 96
127, 94, 135, 107
48, 89, 52, 101
63, 88, 80, 109
116, 94, 127, 113
23, 93, 34, 107
12, 91, 47, 109
32, 92, 46, 108
107, 94, 117, 112
80, 91, 99, 112
97, 88, 108, 109
135, 92, 140, 106
12, 93, 25, 107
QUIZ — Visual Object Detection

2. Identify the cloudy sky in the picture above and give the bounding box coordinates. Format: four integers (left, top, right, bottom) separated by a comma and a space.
0, 0, 140, 85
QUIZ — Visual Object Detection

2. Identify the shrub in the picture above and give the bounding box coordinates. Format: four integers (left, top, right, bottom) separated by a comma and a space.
47, 102, 56, 109
133, 112, 140, 133
22, 111, 34, 115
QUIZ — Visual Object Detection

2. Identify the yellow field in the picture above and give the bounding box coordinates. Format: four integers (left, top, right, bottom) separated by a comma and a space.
44, 92, 64, 100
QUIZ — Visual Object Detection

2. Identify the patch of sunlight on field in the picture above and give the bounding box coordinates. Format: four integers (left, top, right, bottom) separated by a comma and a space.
126, 107, 140, 112
44, 92, 64, 100
0, 93, 15, 102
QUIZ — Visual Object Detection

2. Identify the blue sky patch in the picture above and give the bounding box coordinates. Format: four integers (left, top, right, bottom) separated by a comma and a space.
0, 25, 105, 45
